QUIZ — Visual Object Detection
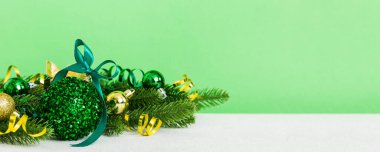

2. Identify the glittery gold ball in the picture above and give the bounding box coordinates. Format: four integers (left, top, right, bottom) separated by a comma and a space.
0, 93, 16, 120
106, 89, 134, 114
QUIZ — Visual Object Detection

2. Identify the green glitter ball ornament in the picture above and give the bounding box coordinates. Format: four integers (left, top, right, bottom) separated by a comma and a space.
39, 77, 101, 141
142, 70, 165, 89
3, 78, 30, 96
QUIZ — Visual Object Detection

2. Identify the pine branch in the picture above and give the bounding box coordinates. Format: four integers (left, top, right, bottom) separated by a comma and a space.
13, 94, 41, 117
28, 84, 46, 96
163, 115, 195, 128
193, 88, 229, 111
104, 115, 127, 136
163, 85, 188, 103
0, 78, 3, 88
126, 100, 195, 128
128, 88, 163, 110
0, 118, 53, 145
128, 86, 191, 110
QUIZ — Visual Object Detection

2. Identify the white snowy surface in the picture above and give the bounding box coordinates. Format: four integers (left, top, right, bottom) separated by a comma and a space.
1, 114, 380, 152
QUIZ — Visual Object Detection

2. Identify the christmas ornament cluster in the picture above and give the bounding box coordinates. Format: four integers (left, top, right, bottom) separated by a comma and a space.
0, 39, 229, 146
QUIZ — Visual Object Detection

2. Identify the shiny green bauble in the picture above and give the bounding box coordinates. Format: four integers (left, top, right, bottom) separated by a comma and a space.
3, 78, 30, 96
142, 70, 165, 89
39, 77, 101, 141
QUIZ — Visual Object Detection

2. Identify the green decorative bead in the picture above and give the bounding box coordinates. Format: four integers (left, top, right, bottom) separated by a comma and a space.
39, 77, 101, 141
142, 70, 165, 89
3, 78, 30, 96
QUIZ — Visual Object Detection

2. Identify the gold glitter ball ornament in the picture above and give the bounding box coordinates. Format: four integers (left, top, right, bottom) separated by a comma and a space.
0, 93, 16, 120
106, 89, 135, 114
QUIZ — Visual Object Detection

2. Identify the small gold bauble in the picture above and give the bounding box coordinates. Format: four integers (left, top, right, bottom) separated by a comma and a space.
0, 93, 16, 120
106, 89, 135, 114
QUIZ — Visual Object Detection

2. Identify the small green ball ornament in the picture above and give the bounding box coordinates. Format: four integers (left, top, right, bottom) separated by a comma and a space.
3, 78, 30, 96
142, 70, 165, 88
39, 77, 101, 141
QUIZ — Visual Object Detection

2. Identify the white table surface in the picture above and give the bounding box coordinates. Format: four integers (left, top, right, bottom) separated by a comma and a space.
1, 114, 380, 152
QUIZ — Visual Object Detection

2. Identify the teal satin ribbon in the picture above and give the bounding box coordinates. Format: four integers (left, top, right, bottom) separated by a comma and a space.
119, 67, 144, 87
52, 39, 119, 147
102, 65, 144, 87
101, 65, 116, 78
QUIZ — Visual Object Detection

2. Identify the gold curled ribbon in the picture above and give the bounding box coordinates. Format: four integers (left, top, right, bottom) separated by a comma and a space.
138, 114, 162, 136
124, 115, 132, 131
173, 74, 193, 93
0, 113, 47, 137
188, 91, 199, 101
29, 73, 45, 84
173, 74, 200, 101
46, 60, 87, 80
3, 65, 21, 84
124, 114, 162, 136
46, 60, 60, 78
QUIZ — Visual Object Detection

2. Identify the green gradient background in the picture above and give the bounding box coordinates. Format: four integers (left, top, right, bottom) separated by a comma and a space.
1, 0, 380, 113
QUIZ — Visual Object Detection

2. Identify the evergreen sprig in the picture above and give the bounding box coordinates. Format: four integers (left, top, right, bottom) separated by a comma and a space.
104, 115, 127, 136
0, 78, 3, 88
193, 88, 229, 111
13, 94, 41, 116
163, 115, 195, 128
126, 100, 195, 128
28, 84, 46, 96
163, 85, 188, 103
128, 88, 163, 109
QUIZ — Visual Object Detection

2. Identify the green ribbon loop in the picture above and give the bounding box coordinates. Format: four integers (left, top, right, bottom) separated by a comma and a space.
118, 66, 144, 88
52, 39, 120, 147
101, 65, 116, 78
102, 65, 144, 87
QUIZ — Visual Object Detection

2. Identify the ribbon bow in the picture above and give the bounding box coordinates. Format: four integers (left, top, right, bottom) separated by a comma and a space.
52, 39, 119, 147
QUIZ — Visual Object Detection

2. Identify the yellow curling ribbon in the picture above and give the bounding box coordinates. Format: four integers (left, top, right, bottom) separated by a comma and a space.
0, 113, 47, 137
29, 73, 45, 84
123, 114, 162, 135
173, 74, 200, 101
138, 114, 162, 136
46, 60, 60, 78
46, 60, 87, 80
188, 91, 199, 101
173, 74, 194, 93
3, 65, 21, 83
124, 114, 132, 131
